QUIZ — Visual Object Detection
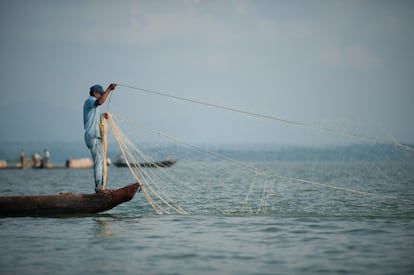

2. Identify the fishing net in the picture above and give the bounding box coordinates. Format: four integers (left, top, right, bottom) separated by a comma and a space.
102, 84, 414, 215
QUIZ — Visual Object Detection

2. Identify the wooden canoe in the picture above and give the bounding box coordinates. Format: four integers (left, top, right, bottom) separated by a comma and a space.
114, 159, 176, 168
0, 183, 140, 217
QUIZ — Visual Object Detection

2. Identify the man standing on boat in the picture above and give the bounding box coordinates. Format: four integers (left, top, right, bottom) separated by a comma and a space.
83, 83, 117, 193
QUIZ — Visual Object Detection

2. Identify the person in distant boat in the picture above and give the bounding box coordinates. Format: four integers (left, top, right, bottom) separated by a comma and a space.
83, 83, 117, 193
32, 153, 41, 168
41, 148, 49, 168
19, 149, 24, 169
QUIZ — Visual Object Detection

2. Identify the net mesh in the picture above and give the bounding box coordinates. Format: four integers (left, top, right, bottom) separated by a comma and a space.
103, 114, 414, 215
101, 85, 414, 215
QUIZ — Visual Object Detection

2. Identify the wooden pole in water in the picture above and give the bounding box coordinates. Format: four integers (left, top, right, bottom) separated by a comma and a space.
100, 113, 109, 190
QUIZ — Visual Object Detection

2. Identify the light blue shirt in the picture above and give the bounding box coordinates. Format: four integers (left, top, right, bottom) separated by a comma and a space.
83, 96, 102, 145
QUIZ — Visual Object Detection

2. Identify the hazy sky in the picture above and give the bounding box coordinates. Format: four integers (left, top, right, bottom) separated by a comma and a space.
1, 0, 413, 145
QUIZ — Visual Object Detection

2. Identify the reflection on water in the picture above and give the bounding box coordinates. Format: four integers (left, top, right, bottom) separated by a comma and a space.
94, 218, 113, 238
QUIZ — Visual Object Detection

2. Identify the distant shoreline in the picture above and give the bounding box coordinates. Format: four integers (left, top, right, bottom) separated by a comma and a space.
1, 142, 413, 163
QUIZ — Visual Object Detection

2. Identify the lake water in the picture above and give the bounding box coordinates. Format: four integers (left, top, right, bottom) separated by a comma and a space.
1, 156, 414, 274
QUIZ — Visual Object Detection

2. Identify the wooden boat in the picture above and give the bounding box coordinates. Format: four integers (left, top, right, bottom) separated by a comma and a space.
114, 159, 176, 168
0, 183, 140, 217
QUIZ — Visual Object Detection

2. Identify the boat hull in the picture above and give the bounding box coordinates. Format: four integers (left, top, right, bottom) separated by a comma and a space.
0, 183, 140, 217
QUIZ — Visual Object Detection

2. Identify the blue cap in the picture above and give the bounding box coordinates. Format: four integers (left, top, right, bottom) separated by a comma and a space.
90, 84, 104, 94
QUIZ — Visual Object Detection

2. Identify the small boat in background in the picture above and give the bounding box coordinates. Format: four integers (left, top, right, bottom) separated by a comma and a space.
114, 156, 176, 168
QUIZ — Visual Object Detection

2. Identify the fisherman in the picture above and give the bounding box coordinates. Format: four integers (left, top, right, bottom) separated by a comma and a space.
83, 83, 117, 193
